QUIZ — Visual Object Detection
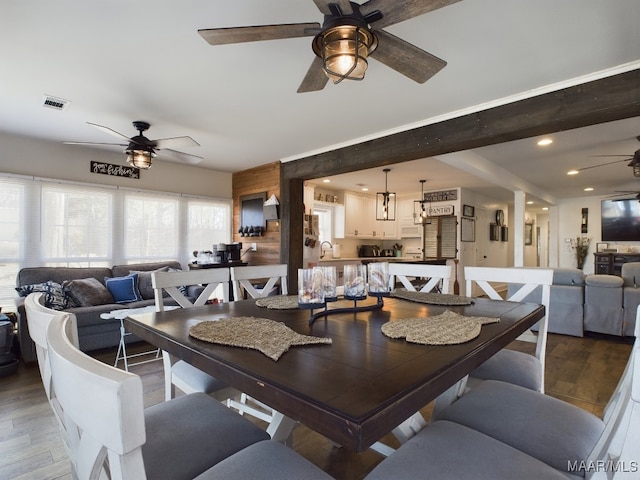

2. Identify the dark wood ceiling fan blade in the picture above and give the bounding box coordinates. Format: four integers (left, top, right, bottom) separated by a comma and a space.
87, 122, 132, 142
161, 149, 203, 165
361, 0, 461, 28
297, 56, 330, 93
198, 23, 321, 46
370, 29, 446, 83
154, 136, 200, 149
577, 158, 632, 171
313, 0, 353, 15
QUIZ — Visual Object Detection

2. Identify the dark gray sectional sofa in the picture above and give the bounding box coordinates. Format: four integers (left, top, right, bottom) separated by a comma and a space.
15, 261, 200, 363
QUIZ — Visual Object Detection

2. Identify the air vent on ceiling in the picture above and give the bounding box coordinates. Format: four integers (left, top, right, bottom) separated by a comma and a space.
42, 95, 70, 111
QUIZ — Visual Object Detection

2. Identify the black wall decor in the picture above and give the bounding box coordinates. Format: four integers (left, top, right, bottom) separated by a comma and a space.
581, 207, 588, 234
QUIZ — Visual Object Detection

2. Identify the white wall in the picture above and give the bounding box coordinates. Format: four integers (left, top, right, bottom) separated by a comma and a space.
0, 132, 232, 198
556, 195, 640, 274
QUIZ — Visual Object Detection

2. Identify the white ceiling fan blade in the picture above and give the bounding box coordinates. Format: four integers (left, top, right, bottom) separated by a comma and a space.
154, 136, 200, 149
161, 149, 203, 165
87, 122, 132, 142
63, 141, 127, 147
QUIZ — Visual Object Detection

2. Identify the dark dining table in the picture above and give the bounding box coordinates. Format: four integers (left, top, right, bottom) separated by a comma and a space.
125, 295, 544, 452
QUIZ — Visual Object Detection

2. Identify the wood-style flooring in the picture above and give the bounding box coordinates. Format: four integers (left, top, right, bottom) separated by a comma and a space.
0, 333, 632, 480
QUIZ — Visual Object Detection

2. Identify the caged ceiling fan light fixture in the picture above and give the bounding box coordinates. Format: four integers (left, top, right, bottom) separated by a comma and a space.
376, 168, 396, 221
311, 3, 379, 84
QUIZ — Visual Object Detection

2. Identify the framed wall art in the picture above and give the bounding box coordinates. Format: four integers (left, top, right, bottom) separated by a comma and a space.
462, 204, 475, 217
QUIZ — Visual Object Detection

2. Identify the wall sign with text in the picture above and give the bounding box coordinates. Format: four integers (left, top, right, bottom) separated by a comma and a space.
90, 161, 140, 179
427, 205, 455, 216
423, 189, 458, 202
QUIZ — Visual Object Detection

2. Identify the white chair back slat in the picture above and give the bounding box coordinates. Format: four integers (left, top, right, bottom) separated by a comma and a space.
388, 264, 453, 294
585, 307, 640, 479
152, 268, 230, 311
46, 314, 147, 480
24, 293, 79, 462
231, 264, 288, 300
464, 267, 553, 391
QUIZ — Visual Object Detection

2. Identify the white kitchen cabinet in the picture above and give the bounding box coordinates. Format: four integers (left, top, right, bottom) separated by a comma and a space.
344, 192, 373, 237
398, 198, 421, 238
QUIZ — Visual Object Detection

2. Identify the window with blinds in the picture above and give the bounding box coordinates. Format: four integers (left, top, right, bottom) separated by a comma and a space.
124, 191, 179, 262
0, 174, 232, 310
423, 215, 458, 259
41, 182, 112, 266
187, 199, 231, 253
0, 177, 25, 305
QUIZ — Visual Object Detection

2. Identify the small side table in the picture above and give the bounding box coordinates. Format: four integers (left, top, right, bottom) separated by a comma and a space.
101, 306, 178, 371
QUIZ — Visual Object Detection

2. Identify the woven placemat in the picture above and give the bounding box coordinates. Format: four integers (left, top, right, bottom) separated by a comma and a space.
189, 317, 332, 361
255, 295, 300, 310
391, 289, 473, 306
381, 310, 499, 345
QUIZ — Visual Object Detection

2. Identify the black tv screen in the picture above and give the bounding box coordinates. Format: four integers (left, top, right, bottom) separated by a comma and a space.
601, 199, 640, 242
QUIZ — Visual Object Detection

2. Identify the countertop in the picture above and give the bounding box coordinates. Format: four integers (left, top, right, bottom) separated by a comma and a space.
318, 256, 425, 263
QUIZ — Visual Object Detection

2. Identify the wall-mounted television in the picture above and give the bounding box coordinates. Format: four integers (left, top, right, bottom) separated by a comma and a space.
601, 198, 640, 242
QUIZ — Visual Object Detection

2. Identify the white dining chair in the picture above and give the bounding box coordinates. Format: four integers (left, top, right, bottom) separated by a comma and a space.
45, 313, 271, 480
24, 292, 79, 462
464, 266, 553, 393
152, 268, 239, 403
428, 306, 640, 480
228, 264, 288, 425
388, 263, 453, 294
230, 264, 288, 301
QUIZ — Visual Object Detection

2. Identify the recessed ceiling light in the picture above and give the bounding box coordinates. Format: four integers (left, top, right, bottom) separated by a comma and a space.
322, 179, 331, 183
361, 187, 369, 192
567, 170, 579, 175
526, 201, 534, 205
537, 138, 553, 146
584, 187, 594, 192
542, 207, 549, 211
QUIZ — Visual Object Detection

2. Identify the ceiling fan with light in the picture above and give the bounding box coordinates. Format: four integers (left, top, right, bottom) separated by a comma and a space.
64, 121, 203, 169
198, 0, 460, 93
569, 135, 640, 178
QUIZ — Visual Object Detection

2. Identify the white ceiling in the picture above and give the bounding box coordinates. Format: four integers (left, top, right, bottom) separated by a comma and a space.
1, 0, 639, 204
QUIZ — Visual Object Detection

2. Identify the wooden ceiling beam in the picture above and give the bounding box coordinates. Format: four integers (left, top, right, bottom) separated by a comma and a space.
280, 68, 640, 286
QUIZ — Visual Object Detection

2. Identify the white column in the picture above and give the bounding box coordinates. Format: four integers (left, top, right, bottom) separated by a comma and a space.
513, 190, 526, 267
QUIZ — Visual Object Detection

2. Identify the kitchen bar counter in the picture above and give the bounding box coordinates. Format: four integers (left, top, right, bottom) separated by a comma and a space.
319, 257, 448, 265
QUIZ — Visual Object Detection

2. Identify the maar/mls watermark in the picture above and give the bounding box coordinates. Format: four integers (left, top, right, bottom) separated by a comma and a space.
568, 460, 639, 474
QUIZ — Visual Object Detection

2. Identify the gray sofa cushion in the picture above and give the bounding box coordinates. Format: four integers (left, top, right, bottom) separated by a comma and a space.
143, 393, 270, 480
621, 262, 640, 287
553, 268, 585, 286
64, 277, 114, 306
585, 274, 623, 288
434, 380, 604, 475
365, 420, 573, 480
129, 266, 170, 299
16, 266, 113, 287
112, 261, 182, 278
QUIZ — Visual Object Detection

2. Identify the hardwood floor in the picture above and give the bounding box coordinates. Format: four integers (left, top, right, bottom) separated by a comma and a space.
0, 333, 632, 480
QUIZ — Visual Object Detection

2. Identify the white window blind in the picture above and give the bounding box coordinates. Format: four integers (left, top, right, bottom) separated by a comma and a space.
187, 199, 231, 253
124, 191, 179, 262
0, 177, 25, 305
41, 182, 112, 266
